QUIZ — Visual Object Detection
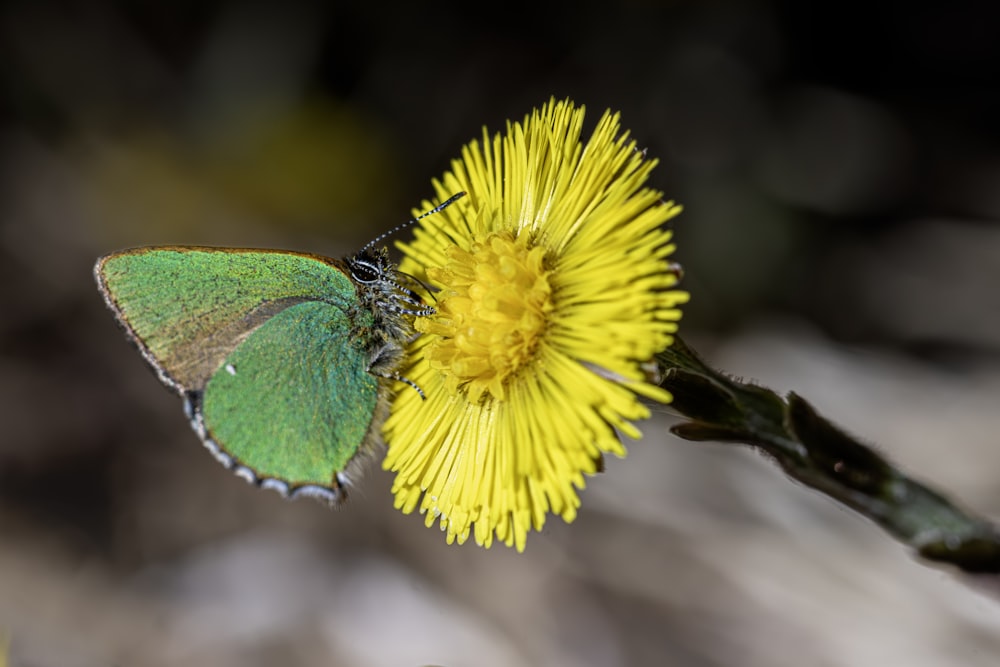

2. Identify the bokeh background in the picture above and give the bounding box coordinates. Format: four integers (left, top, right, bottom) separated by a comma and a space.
2, 2, 1000, 665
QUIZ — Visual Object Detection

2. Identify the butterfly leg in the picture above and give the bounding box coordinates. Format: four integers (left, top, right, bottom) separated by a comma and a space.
367, 343, 426, 399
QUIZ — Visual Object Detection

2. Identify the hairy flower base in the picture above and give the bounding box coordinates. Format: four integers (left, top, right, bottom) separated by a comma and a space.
383, 98, 688, 551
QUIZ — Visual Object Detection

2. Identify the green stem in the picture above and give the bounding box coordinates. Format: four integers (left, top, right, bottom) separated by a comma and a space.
657, 336, 1000, 574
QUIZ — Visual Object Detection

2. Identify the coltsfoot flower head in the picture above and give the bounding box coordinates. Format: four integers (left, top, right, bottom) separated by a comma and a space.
383, 98, 688, 551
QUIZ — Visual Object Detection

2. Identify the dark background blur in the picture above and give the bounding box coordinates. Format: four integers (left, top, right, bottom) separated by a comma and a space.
2, 2, 1000, 665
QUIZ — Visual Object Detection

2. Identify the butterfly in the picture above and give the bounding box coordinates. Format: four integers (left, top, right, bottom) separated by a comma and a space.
95, 193, 463, 503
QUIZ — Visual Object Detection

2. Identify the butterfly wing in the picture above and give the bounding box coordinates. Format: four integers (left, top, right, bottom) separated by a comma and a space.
96, 247, 382, 500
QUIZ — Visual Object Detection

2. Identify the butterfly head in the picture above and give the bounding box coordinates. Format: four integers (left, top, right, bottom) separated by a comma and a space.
348, 191, 465, 324
347, 192, 465, 358
348, 245, 434, 324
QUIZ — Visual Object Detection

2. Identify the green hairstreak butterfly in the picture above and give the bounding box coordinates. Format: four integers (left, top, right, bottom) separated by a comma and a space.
95, 193, 464, 503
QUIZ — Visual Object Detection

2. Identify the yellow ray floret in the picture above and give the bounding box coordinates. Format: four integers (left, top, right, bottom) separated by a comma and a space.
383, 98, 689, 551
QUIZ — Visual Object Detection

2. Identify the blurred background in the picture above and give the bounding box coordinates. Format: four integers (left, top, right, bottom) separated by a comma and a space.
2, 1, 1000, 665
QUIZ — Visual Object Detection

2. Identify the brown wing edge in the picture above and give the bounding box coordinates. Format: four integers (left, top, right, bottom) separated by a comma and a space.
94, 251, 187, 395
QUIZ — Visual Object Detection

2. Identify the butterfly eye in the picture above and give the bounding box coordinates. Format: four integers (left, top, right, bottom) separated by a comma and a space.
349, 258, 382, 285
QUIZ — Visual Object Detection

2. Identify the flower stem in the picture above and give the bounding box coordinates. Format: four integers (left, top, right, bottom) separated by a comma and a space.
658, 336, 1000, 574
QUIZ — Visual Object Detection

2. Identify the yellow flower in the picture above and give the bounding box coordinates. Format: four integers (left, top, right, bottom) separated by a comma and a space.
382, 98, 688, 551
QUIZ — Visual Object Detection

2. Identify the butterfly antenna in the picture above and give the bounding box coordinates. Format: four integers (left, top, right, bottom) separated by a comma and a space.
361, 191, 466, 253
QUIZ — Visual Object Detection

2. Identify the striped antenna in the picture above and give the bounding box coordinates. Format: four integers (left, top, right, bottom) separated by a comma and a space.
361, 191, 466, 253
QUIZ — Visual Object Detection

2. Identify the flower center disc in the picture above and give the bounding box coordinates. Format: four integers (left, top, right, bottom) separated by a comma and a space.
417, 230, 552, 403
